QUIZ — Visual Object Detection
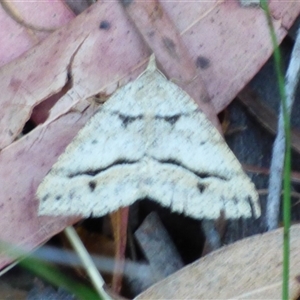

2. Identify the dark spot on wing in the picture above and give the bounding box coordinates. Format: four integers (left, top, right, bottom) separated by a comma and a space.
118, 114, 143, 127
42, 194, 49, 202
55, 195, 62, 201
197, 183, 206, 193
91, 140, 98, 144
89, 181, 97, 192
99, 20, 111, 30
196, 56, 210, 70
156, 115, 181, 125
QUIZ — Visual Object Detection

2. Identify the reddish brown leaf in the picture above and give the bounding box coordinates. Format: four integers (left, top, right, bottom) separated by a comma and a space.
110, 208, 129, 293
0, 0, 74, 67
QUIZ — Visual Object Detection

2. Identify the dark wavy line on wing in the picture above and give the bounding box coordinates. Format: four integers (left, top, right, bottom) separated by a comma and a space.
67, 157, 229, 181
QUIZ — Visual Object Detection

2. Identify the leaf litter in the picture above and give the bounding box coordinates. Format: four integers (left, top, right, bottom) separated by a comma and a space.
0, 1, 300, 298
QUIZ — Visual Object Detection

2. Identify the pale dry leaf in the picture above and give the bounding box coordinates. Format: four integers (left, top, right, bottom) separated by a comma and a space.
37, 57, 260, 219
135, 224, 300, 299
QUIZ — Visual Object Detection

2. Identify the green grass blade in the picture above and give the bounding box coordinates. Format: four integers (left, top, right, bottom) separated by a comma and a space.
0, 241, 102, 300
20, 256, 102, 300
260, 1, 291, 299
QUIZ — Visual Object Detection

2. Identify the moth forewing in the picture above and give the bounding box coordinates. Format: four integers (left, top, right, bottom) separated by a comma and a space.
37, 56, 260, 220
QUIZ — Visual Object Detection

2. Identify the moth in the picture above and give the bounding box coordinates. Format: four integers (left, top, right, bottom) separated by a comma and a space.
37, 56, 260, 220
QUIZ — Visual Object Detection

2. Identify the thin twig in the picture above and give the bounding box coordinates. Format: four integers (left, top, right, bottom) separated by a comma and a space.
243, 164, 300, 185
64, 226, 112, 300
266, 28, 300, 231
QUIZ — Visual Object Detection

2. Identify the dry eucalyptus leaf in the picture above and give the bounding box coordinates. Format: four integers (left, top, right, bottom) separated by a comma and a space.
135, 224, 300, 299
1, 1, 299, 148
0, 103, 92, 269
0, 0, 74, 67
0, 1, 149, 149
37, 57, 260, 219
